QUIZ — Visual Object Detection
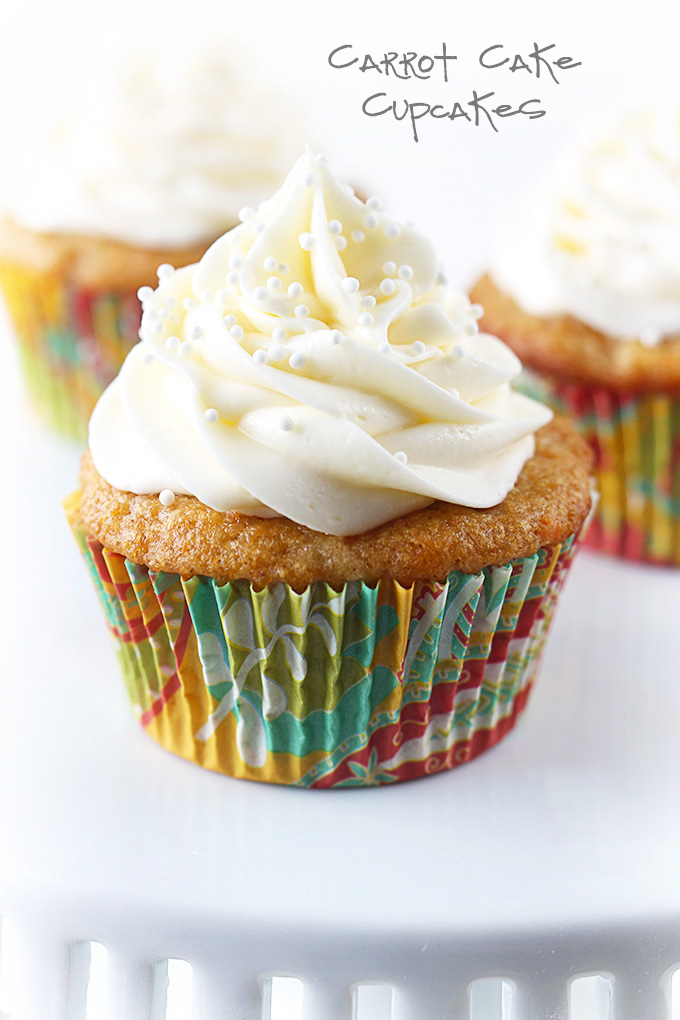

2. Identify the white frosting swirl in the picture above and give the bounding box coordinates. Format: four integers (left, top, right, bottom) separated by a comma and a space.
6, 49, 306, 248
492, 103, 680, 343
90, 151, 551, 536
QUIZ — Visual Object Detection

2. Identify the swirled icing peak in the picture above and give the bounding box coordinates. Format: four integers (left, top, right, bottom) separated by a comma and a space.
90, 151, 551, 536
492, 102, 680, 342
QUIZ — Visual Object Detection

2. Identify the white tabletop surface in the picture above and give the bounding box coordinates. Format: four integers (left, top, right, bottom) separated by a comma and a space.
1, 341, 679, 943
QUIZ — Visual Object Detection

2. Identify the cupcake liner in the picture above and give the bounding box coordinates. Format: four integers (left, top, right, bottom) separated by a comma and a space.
0, 262, 141, 440
519, 369, 680, 566
66, 495, 581, 787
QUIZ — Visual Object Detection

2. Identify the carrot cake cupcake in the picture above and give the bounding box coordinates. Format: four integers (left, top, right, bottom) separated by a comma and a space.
472, 101, 680, 564
0, 48, 305, 439
68, 151, 593, 787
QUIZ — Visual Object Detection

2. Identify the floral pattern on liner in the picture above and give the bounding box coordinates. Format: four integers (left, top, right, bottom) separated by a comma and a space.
519, 369, 680, 566
0, 262, 141, 440
67, 498, 580, 787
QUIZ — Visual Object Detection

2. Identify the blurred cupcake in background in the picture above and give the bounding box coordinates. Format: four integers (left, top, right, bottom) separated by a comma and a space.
471, 101, 680, 565
0, 46, 307, 439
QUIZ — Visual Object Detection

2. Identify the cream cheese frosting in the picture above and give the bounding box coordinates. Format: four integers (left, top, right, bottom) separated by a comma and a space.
491, 103, 680, 343
89, 151, 551, 536
6, 50, 305, 248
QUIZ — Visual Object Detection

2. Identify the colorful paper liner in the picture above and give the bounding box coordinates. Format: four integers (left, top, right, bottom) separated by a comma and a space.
0, 261, 141, 441
519, 368, 680, 566
67, 496, 583, 788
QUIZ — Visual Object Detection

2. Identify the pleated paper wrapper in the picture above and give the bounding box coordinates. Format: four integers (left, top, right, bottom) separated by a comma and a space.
0, 262, 141, 441
520, 369, 680, 566
67, 494, 582, 788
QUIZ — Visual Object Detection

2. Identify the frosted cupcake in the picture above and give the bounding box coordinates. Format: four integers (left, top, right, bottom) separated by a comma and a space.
67, 152, 593, 787
472, 102, 680, 565
0, 49, 305, 439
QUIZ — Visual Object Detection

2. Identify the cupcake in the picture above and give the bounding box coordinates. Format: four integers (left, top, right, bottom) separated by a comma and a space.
0, 49, 305, 440
67, 151, 593, 787
471, 102, 680, 565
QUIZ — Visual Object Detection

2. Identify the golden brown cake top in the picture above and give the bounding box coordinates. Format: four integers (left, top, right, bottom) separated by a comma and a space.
471, 275, 680, 393
77, 418, 593, 590
0, 215, 212, 292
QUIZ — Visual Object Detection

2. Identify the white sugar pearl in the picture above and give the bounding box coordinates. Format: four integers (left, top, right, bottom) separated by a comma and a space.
141, 351, 155, 365
178, 341, 194, 356
384, 223, 400, 239
380, 279, 396, 296
228, 254, 243, 271
352, 230, 365, 243
361, 295, 376, 310
289, 352, 306, 369
238, 206, 255, 221
269, 345, 287, 361
464, 322, 478, 337
189, 325, 203, 341
159, 489, 175, 507
230, 325, 244, 342
303, 172, 315, 187
279, 414, 294, 431
398, 265, 413, 280
183, 297, 198, 311
358, 312, 374, 327
641, 327, 662, 346
205, 408, 219, 423
253, 222, 265, 234
288, 282, 303, 298
329, 330, 342, 345
278, 263, 289, 274
263, 256, 278, 271
328, 220, 342, 235
223, 314, 237, 328
267, 276, 282, 291
164, 296, 176, 308
299, 232, 314, 251
318, 153, 329, 163
159, 308, 170, 321
294, 305, 309, 318
471, 303, 484, 319
413, 341, 425, 354
215, 289, 231, 306
364, 214, 379, 229
137, 286, 153, 303
225, 271, 240, 286
452, 345, 465, 359
378, 342, 391, 355
394, 451, 408, 464
272, 327, 286, 342
253, 349, 268, 364
166, 336, 180, 351
253, 286, 268, 301
342, 277, 359, 294
335, 235, 347, 251
152, 320, 164, 335
366, 196, 382, 211
157, 263, 174, 279
382, 261, 396, 275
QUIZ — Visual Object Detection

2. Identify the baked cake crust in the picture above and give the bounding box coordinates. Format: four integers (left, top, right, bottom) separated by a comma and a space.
77, 419, 593, 590
0, 215, 214, 291
471, 274, 680, 393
